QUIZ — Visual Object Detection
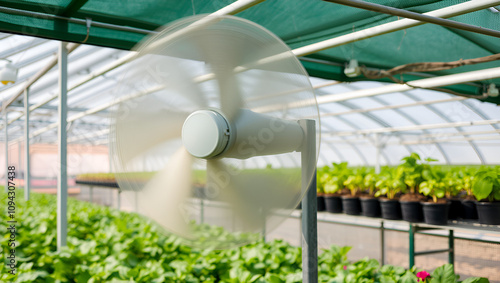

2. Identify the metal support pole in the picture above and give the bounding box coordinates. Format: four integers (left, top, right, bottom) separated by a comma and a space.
117, 190, 121, 210
57, 42, 68, 250
323, 0, 500, 38
300, 119, 317, 283
24, 88, 30, 201
449, 230, 454, 267
409, 224, 415, 268
4, 110, 8, 193
89, 186, 93, 203
380, 221, 385, 265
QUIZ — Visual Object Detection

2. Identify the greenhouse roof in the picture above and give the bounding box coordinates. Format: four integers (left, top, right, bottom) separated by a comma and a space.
0, 0, 500, 166
0, 0, 499, 102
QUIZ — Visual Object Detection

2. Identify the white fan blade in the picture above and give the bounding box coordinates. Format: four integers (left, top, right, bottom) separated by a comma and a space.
194, 32, 246, 120
137, 147, 193, 238
115, 95, 188, 164
206, 159, 300, 232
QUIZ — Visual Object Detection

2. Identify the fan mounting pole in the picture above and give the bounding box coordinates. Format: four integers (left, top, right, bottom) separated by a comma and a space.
300, 119, 318, 283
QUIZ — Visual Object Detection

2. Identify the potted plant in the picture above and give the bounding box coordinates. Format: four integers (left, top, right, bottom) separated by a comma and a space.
473, 169, 500, 225
375, 170, 405, 220
419, 177, 449, 225
359, 171, 381, 217
399, 154, 432, 223
442, 169, 462, 220
457, 168, 478, 220
323, 173, 345, 213
342, 168, 364, 215
317, 174, 326, 212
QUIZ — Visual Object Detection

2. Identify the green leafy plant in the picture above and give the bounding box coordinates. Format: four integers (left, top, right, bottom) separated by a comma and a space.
319, 162, 351, 195
419, 168, 448, 203
455, 167, 477, 199
472, 169, 500, 202
419, 179, 445, 203
344, 168, 366, 197
2, 189, 488, 283
442, 171, 462, 199
375, 170, 406, 200
398, 153, 424, 194
363, 172, 377, 196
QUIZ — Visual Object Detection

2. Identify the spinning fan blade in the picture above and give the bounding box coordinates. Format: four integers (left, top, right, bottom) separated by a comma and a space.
206, 159, 300, 232
111, 14, 320, 249
194, 32, 247, 120
114, 96, 188, 165
137, 147, 193, 237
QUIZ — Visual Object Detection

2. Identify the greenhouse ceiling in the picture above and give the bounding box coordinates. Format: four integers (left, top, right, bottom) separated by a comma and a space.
0, 0, 500, 102
0, 0, 500, 166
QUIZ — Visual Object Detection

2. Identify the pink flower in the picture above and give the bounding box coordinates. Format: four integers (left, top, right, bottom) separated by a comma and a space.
343, 265, 347, 270
416, 271, 431, 282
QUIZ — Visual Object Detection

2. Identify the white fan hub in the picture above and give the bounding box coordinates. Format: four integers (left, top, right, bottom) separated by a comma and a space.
182, 110, 230, 159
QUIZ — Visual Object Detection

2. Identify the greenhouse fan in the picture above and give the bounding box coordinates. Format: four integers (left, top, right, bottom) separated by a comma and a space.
110, 15, 320, 249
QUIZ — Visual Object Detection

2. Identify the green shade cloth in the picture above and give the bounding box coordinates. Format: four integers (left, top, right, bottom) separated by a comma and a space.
0, 0, 499, 103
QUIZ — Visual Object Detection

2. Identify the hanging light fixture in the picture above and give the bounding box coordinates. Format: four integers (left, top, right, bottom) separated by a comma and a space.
0, 59, 18, 85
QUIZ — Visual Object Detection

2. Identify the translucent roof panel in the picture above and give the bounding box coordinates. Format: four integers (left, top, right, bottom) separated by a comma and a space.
1, 33, 500, 166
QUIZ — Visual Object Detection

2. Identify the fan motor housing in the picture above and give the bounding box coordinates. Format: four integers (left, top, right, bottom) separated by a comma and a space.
182, 110, 230, 159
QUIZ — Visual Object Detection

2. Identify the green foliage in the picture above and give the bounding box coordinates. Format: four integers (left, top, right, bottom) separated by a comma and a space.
430, 264, 459, 283
80, 154, 500, 203
472, 169, 500, 202
318, 162, 350, 195
343, 167, 368, 197
375, 168, 406, 200
0, 191, 484, 283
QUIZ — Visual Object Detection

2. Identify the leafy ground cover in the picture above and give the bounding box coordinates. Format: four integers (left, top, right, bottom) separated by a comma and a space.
0, 191, 488, 282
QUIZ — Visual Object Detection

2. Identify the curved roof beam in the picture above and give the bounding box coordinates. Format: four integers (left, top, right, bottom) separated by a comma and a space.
332, 83, 434, 164
345, 83, 452, 164
403, 92, 484, 164
333, 100, 392, 165
320, 108, 369, 165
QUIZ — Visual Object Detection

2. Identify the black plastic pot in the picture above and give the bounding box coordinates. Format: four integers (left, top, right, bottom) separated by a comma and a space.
317, 195, 326, 212
476, 202, 500, 225
342, 196, 361, 215
325, 195, 343, 213
400, 201, 424, 223
422, 202, 449, 225
360, 198, 380, 217
379, 199, 402, 220
460, 199, 478, 220
448, 199, 461, 220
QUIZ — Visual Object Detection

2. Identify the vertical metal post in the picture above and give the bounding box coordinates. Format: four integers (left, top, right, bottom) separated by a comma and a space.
448, 230, 454, 267
24, 88, 30, 201
57, 42, 68, 250
4, 109, 8, 193
409, 224, 415, 268
380, 221, 385, 265
117, 190, 121, 210
89, 186, 93, 203
300, 119, 317, 283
